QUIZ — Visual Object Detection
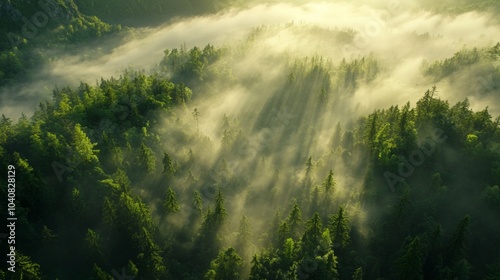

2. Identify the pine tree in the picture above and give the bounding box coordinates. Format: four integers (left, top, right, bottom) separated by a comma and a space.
187, 148, 194, 164
193, 108, 201, 135
162, 152, 174, 176
424, 225, 443, 279
163, 187, 180, 213
352, 267, 363, 280
341, 130, 354, 150
72, 123, 99, 165
236, 215, 252, 258
205, 247, 243, 280
328, 206, 350, 248
201, 206, 215, 234
220, 129, 233, 153
331, 122, 342, 149
305, 156, 314, 177
301, 212, 323, 254
309, 186, 321, 214
396, 236, 425, 280
137, 143, 156, 174
391, 186, 411, 222
14, 254, 42, 280
288, 203, 303, 240
84, 228, 103, 261
237, 215, 252, 245
446, 215, 470, 266
193, 190, 203, 217
276, 221, 291, 247
322, 169, 336, 194
214, 189, 228, 226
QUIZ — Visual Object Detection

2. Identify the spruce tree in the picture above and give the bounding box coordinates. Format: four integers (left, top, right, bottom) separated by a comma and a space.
328, 206, 350, 248
163, 187, 180, 213
322, 169, 336, 194
288, 203, 303, 240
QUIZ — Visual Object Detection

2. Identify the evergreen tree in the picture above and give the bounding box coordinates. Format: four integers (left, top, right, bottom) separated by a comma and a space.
163, 187, 180, 213
277, 221, 291, 248
352, 267, 363, 280
322, 169, 336, 194
309, 185, 321, 214
193, 190, 203, 217
396, 236, 425, 280
214, 188, 228, 226
193, 108, 201, 135
446, 215, 470, 266
305, 156, 314, 177
220, 129, 233, 153
93, 263, 114, 280
186, 170, 196, 184
287, 203, 303, 240
301, 212, 323, 254
162, 152, 175, 176
137, 142, 156, 174
364, 112, 378, 152
236, 215, 252, 252
205, 247, 243, 280
13, 254, 42, 280
328, 206, 350, 248
423, 225, 443, 280
72, 123, 99, 165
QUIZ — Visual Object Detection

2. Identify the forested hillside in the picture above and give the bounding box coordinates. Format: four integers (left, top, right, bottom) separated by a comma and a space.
0, 0, 125, 87
1, 1, 500, 280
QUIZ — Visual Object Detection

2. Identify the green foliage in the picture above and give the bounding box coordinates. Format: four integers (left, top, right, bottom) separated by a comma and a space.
447, 216, 470, 266
162, 152, 175, 176
287, 203, 303, 240
193, 190, 204, 217
163, 187, 181, 213
136, 142, 156, 173
205, 247, 243, 280
322, 169, 336, 193
328, 206, 350, 248
13, 254, 42, 280
237, 215, 252, 247
482, 185, 500, 207
484, 259, 500, 280
74, 0, 230, 24
160, 44, 228, 89
72, 123, 99, 164
395, 236, 426, 280
352, 267, 363, 280
0, 1, 122, 86
1, 22, 500, 279
425, 48, 481, 79
300, 212, 324, 255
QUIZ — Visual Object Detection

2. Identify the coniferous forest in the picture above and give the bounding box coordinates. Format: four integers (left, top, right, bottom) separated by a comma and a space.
1, 0, 500, 279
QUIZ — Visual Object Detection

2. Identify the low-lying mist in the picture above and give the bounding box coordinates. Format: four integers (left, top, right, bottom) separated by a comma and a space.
2, 0, 500, 119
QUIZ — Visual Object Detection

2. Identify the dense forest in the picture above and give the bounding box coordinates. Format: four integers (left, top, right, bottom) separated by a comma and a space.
1, 0, 500, 280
